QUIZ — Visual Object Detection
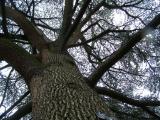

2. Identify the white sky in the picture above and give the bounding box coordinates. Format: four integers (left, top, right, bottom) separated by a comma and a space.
0, 0, 160, 116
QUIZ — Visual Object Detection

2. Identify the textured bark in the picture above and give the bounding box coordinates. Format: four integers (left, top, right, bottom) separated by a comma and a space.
30, 50, 114, 120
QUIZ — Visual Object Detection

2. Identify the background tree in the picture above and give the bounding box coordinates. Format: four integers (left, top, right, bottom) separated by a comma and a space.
0, 0, 160, 119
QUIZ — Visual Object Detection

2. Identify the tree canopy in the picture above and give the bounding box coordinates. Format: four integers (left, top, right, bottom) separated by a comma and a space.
0, 0, 160, 119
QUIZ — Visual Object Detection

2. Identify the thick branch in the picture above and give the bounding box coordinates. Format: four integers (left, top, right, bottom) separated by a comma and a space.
61, 0, 91, 50
66, 1, 104, 46
0, 38, 42, 82
95, 87, 160, 107
0, 6, 48, 51
59, 0, 73, 39
88, 14, 160, 87
95, 87, 160, 119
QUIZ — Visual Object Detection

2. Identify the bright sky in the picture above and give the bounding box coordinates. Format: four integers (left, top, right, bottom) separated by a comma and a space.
0, 0, 160, 116
112, 10, 127, 26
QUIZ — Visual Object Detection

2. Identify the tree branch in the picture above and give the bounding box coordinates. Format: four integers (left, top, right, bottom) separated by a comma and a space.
87, 14, 160, 88
0, 69, 13, 107
0, 91, 30, 119
0, 38, 42, 82
111, 107, 156, 120
3, 102, 32, 120
141, 106, 160, 119
95, 87, 160, 107
58, 0, 73, 41
0, 33, 28, 40
68, 29, 135, 48
1, 0, 8, 35
61, 0, 91, 50
95, 87, 160, 119
0, 6, 48, 51
81, 0, 105, 26
66, 1, 105, 46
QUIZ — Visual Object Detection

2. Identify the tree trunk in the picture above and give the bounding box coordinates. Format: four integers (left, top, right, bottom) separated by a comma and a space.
30, 50, 114, 120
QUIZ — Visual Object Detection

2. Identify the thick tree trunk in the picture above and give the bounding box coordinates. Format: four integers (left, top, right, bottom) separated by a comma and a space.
30, 50, 114, 120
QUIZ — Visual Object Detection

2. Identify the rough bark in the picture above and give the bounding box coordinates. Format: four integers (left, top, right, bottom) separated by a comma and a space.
30, 50, 115, 120
0, 5, 116, 120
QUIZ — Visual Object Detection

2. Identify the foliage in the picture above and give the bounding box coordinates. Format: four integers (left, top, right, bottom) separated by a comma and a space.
0, 0, 160, 119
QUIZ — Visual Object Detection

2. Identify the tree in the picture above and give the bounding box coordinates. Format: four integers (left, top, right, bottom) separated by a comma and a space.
0, 0, 160, 119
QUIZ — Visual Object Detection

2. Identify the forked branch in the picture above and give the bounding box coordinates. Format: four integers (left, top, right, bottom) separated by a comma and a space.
0, 5, 49, 51
88, 14, 160, 87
